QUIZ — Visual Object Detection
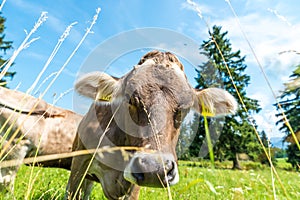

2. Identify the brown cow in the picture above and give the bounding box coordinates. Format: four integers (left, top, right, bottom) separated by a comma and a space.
0, 86, 82, 192
66, 50, 237, 199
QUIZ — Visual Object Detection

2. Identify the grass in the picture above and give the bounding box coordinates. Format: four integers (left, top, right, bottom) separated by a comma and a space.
1, 160, 299, 200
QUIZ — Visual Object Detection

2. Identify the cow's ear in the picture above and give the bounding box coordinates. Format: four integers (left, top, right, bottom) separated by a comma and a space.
75, 72, 119, 101
194, 88, 237, 117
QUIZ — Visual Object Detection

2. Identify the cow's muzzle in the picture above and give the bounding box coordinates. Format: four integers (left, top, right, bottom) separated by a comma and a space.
124, 153, 179, 187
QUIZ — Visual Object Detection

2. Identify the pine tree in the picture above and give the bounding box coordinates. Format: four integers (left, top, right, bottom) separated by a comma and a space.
275, 65, 300, 134
0, 13, 15, 87
190, 25, 261, 169
275, 64, 300, 170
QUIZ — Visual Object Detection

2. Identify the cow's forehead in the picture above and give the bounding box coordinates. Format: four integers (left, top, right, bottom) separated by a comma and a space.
120, 61, 195, 108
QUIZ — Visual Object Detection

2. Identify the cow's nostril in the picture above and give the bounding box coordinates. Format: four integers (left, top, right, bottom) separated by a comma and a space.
132, 172, 144, 183
166, 161, 176, 180
164, 160, 173, 172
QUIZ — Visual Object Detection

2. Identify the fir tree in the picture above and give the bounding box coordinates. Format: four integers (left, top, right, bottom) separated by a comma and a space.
0, 13, 15, 87
190, 25, 261, 169
275, 64, 300, 170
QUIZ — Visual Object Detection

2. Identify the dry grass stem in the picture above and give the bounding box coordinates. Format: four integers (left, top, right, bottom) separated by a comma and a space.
0, 146, 144, 168
0, 0, 6, 11
187, 0, 289, 197
28, 22, 78, 94
0, 12, 48, 81
42, 8, 101, 98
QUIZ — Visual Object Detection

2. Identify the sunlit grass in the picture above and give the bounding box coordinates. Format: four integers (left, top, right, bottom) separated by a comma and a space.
1, 160, 299, 199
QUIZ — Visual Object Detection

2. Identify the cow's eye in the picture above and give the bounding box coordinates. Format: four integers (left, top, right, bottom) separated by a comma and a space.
173, 110, 182, 129
127, 94, 140, 107
126, 95, 149, 126
173, 108, 189, 129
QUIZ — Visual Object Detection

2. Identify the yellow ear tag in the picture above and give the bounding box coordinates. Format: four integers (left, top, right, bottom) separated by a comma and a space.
95, 92, 112, 102
201, 102, 215, 117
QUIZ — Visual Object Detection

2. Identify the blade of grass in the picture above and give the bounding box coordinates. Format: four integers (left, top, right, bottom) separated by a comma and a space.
204, 114, 215, 169
0, 147, 145, 168
0, 0, 6, 11
0, 12, 47, 81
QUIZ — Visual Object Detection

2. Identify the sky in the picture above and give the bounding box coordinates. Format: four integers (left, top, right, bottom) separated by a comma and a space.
1, 0, 300, 139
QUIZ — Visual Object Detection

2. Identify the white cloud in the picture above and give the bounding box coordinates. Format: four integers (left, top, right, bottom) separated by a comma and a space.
182, 1, 300, 78
182, 1, 300, 138
212, 11, 300, 83
253, 109, 283, 138
249, 91, 272, 110
181, 1, 213, 17
9, 0, 43, 14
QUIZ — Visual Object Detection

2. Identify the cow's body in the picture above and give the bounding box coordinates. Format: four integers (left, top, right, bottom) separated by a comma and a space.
0, 86, 82, 191
66, 50, 238, 199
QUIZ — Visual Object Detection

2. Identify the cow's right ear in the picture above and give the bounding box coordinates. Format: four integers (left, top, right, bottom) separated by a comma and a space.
75, 72, 119, 101
194, 88, 238, 117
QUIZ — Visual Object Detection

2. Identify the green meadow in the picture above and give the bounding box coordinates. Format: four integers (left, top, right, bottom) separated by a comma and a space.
1, 160, 299, 200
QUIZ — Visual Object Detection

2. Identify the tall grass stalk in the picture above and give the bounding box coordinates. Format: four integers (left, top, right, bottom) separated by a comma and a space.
0, 12, 49, 161
225, 0, 300, 151
203, 115, 215, 169
27, 22, 78, 94
13, 82, 22, 91
0, 0, 6, 11
0, 12, 48, 81
268, 137, 277, 200
41, 8, 101, 98
0, 20, 77, 151
53, 88, 73, 104
0, 147, 145, 169
187, 0, 288, 197
201, 101, 215, 169
1, 8, 98, 183
24, 168, 41, 200
37, 188, 56, 200
0, 9, 98, 198
72, 102, 119, 199
33, 71, 58, 95
144, 107, 173, 200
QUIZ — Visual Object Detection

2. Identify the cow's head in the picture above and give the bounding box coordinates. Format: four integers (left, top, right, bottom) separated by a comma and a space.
75, 50, 237, 188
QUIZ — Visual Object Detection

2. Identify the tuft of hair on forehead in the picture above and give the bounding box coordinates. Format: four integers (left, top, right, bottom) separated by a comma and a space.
137, 50, 184, 70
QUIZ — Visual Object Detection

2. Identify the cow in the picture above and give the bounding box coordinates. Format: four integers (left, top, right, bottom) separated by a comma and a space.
66, 50, 237, 199
0, 86, 82, 192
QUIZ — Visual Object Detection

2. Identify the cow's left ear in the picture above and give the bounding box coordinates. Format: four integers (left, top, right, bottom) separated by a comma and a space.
75, 72, 119, 101
194, 88, 238, 117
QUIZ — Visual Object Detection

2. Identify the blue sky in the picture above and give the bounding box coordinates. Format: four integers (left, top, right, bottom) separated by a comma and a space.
2, 0, 300, 138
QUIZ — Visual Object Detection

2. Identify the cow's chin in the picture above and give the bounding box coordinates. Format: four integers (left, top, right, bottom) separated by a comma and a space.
123, 152, 180, 188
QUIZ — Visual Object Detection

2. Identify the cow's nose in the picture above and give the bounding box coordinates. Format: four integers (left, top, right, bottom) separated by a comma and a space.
131, 159, 175, 182
128, 155, 178, 187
